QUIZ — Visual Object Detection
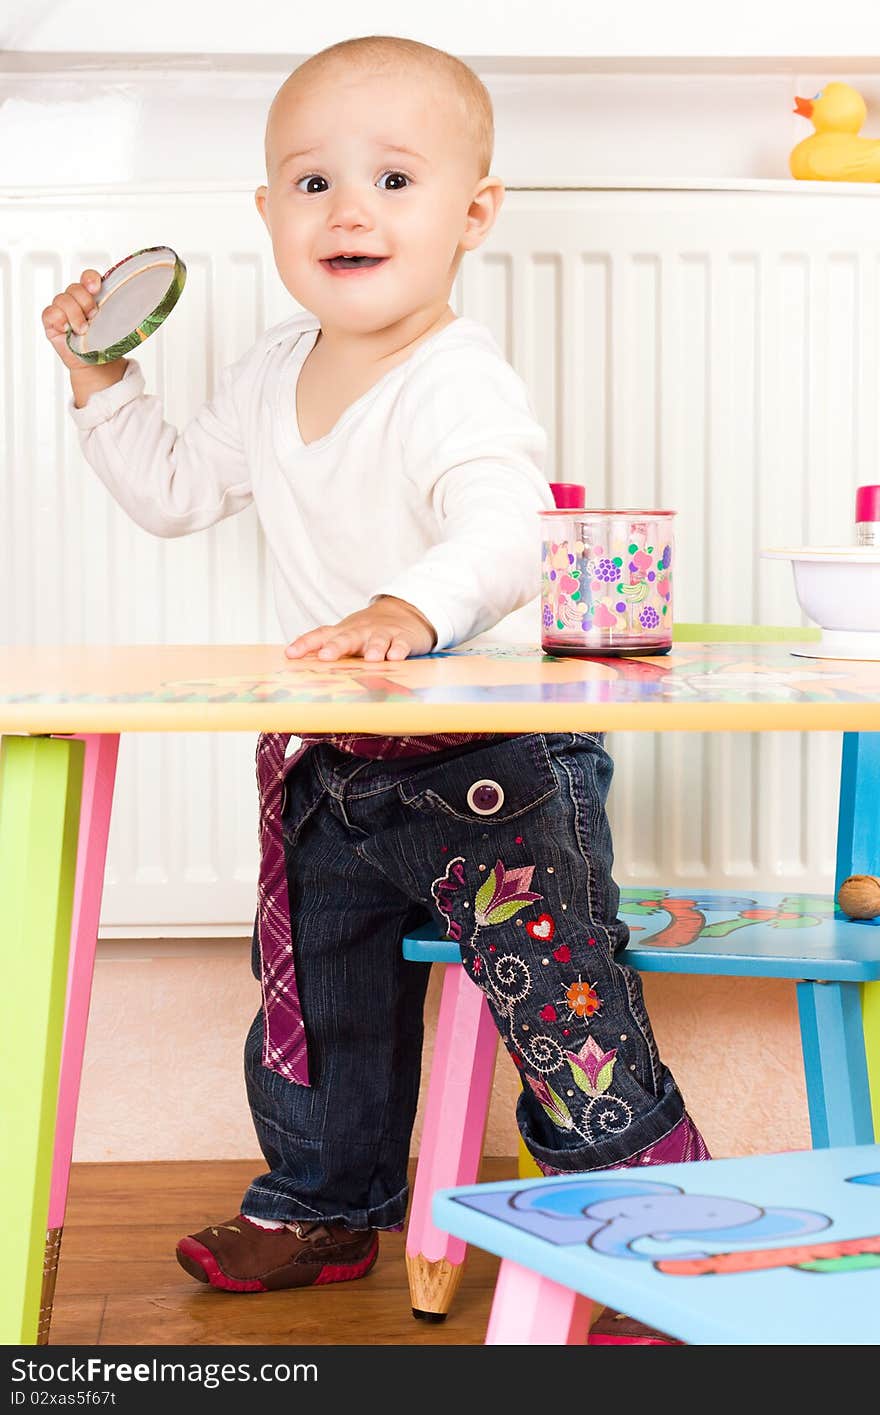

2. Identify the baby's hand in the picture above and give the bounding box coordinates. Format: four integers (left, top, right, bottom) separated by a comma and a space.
41, 270, 106, 370
285, 597, 437, 662
43, 268, 129, 406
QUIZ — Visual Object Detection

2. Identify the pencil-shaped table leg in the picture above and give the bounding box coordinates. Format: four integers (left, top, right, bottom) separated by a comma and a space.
406, 963, 499, 1319
0, 735, 84, 1346
39, 734, 119, 1344
485, 1259, 594, 1345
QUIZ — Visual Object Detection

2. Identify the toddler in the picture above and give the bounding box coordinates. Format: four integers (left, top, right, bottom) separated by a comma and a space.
43, 35, 708, 1344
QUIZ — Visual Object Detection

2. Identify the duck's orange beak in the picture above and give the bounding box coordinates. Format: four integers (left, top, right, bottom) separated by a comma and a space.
794, 96, 814, 118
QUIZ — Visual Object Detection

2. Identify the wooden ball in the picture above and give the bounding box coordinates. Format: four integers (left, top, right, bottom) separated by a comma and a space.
837, 874, 880, 920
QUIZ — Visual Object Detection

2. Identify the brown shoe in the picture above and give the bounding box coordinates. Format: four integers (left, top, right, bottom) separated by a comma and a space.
176, 1215, 379, 1293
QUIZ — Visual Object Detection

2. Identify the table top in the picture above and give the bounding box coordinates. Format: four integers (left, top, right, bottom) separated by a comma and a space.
432, 1145, 880, 1345
3, 641, 880, 733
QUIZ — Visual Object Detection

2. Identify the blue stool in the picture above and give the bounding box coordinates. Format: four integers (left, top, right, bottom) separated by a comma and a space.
432, 1144, 880, 1344
403, 887, 880, 1317
408, 887, 880, 1143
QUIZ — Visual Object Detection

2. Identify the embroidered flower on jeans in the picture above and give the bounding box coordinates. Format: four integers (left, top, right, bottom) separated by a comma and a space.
564, 977, 601, 1018
566, 1035, 617, 1095
524, 1073, 574, 1131
474, 860, 543, 928
431, 856, 467, 942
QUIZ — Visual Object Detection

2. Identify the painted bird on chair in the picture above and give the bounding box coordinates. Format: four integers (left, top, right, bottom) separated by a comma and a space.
790, 82, 880, 182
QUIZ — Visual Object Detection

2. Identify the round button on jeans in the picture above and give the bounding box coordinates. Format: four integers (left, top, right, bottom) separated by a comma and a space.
466, 779, 505, 815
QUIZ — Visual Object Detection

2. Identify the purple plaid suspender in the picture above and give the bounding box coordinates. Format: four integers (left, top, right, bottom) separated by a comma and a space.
255, 732, 310, 1085
256, 727, 497, 1085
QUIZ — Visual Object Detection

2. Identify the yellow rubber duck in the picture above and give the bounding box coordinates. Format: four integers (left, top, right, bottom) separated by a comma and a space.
790, 81, 880, 182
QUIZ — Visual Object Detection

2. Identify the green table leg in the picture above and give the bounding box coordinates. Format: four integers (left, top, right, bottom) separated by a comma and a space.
0, 735, 84, 1345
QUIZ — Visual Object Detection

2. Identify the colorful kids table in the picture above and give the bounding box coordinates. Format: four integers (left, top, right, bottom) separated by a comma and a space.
2, 639, 880, 1345
431, 1144, 880, 1344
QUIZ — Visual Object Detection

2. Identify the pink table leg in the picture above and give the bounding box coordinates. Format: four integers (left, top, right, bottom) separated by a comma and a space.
486, 1259, 594, 1345
406, 963, 499, 1319
39, 733, 119, 1344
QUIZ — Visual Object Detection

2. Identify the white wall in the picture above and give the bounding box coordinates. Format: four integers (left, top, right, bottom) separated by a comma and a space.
2, 0, 879, 60
4, 63, 880, 190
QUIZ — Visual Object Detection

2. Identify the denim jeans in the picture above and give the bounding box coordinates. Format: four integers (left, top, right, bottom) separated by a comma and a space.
242, 732, 686, 1229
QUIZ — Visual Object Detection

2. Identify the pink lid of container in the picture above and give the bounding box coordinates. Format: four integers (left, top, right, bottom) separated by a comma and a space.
855, 484, 880, 522
549, 482, 586, 508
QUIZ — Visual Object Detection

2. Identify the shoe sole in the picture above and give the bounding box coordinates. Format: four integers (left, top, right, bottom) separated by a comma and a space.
175, 1233, 379, 1293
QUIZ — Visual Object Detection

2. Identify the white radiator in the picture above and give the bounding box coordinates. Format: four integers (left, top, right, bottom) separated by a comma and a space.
3, 183, 878, 931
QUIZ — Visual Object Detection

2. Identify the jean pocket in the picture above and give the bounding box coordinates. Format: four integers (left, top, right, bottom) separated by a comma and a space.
280, 754, 328, 848
396, 733, 559, 825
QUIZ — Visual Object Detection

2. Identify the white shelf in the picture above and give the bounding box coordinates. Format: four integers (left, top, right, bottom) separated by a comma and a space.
4, 177, 880, 202
512, 178, 880, 195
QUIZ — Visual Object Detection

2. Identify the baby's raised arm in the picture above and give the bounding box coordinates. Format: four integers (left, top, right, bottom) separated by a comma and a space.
42, 268, 128, 407
43, 267, 253, 538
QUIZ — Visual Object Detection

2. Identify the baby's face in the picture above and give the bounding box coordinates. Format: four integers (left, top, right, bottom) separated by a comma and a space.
256, 67, 497, 334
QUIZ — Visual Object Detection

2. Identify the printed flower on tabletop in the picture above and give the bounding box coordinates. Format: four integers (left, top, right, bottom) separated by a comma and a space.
564, 977, 602, 1018
474, 860, 543, 928
566, 1036, 617, 1096
525, 1073, 575, 1131
431, 855, 467, 942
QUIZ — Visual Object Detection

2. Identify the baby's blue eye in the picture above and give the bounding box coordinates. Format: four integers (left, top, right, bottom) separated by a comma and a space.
377, 171, 409, 191
296, 174, 329, 194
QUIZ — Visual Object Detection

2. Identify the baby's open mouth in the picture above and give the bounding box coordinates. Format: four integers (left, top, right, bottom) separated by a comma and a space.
321, 255, 388, 271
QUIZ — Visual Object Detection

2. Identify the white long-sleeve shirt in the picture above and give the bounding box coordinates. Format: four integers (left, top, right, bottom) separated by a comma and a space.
69, 311, 553, 650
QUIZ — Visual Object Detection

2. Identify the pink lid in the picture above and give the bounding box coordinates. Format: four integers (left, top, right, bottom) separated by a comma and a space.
549, 482, 586, 509
855, 484, 880, 522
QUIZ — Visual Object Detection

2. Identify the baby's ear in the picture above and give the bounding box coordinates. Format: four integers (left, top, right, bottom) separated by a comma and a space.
254, 186, 269, 227
461, 176, 505, 251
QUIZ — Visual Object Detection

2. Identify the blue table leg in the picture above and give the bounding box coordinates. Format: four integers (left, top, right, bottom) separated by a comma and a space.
835, 732, 880, 1138
835, 731, 880, 895
796, 980, 873, 1147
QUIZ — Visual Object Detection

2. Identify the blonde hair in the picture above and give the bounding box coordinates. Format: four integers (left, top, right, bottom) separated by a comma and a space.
269, 35, 494, 177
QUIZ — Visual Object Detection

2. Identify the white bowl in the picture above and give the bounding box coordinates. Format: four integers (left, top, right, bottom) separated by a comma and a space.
761, 546, 880, 659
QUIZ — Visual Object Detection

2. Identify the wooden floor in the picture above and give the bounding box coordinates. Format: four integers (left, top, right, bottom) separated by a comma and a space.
49, 1156, 517, 1346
